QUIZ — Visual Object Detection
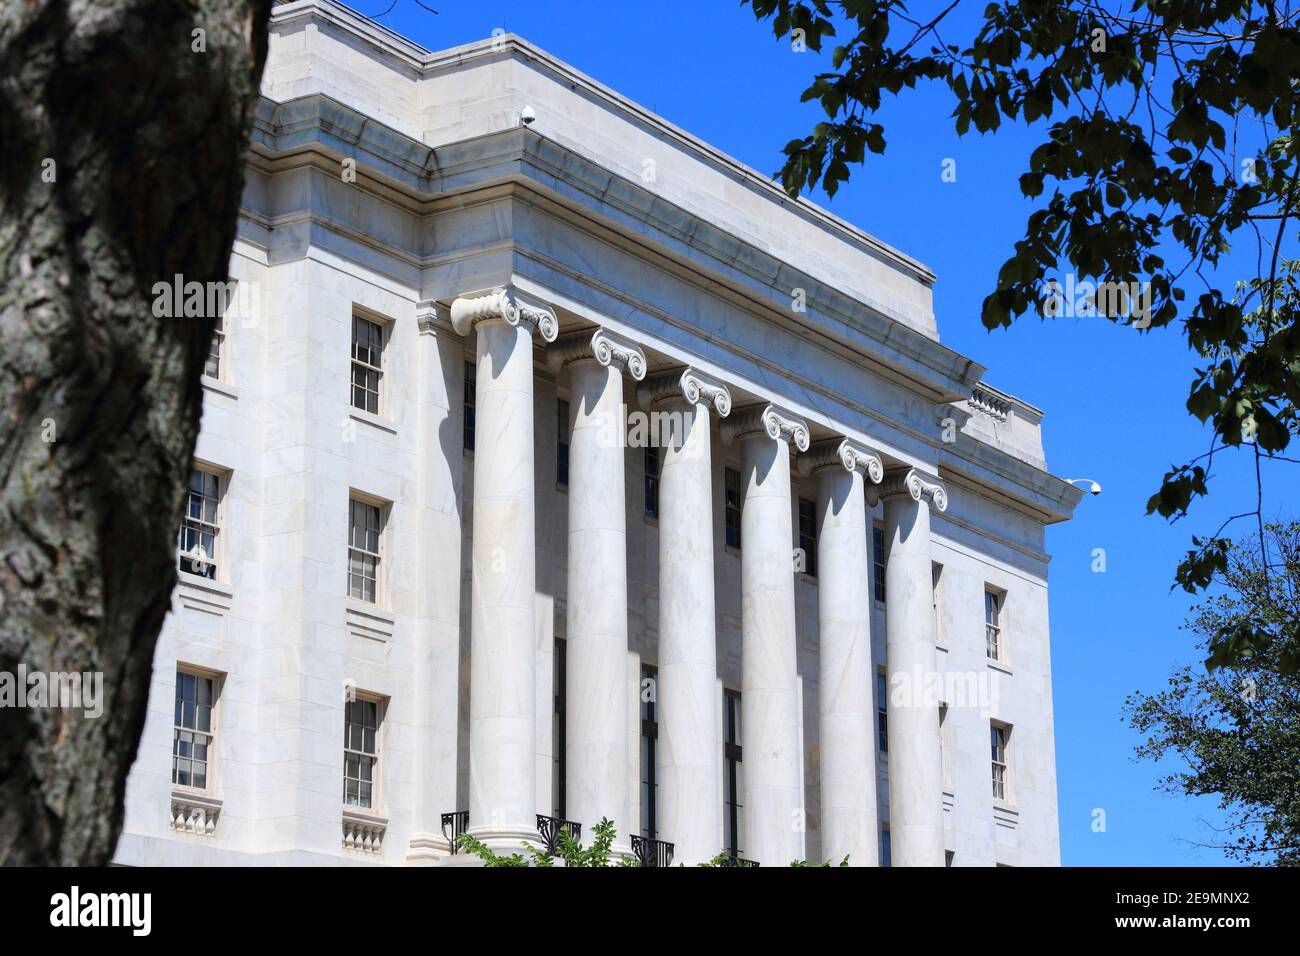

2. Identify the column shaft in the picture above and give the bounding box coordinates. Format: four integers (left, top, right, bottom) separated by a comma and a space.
882, 471, 945, 866
647, 370, 729, 865
464, 312, 542, 851
564, 350, 634, 843
738, 430, 803, 865
815, 459, 878, 866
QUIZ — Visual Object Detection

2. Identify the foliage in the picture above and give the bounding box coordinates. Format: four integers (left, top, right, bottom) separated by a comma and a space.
456, 819, 850, 866
1124, 521, 1300, 864
744, 0, 1300, 669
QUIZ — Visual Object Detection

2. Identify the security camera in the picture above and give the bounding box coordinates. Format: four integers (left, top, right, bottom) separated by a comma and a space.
520, 105, 536, 126
1065, 477, 1102, 497
1089, 481, 1102, 496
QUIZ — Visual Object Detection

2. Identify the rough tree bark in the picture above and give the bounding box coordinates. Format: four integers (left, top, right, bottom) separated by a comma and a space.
0, 0, 270, 865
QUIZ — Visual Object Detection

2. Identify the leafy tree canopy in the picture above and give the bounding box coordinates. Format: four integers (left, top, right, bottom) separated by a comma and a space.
1125, 521, 1300, 864
744, 0, 1300, 669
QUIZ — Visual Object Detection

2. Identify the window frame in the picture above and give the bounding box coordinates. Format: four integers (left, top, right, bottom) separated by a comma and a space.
343, 693, 385, 812
797, 496, 817, 577
347, 494, 386, 606
556, 397, 570, 488
640, 664, 659, 840
991, 721, 1012, 804
939, 702, 952, 791
172, 666, 221, 794
724, 466, 742, 550
643, 446, 659, 519
350, 313, 385, 416
985, 585, 1007, 663
177, 465, 225, 583
723, 687, 743, 857
204, 309, 226, 382
552, 637, 567, 819
876, 669, 889, 755
932, 562, 944, 644
463, 358, 476, 453
872, 522, 886, 604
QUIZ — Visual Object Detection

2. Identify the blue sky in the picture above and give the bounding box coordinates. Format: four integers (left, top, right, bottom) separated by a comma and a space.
355, 0, 1288, 864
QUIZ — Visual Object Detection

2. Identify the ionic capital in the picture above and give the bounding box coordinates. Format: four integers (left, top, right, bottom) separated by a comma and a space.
722, 403, 810, 452
637, 367, 731, 417
449, 288, 558, 343
867, 467, 948, 512
550, 328, 646, 381
798, 437, 883, 482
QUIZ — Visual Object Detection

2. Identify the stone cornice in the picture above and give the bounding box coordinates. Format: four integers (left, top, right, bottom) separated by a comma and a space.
270, 1, 936, 286
449, 289, 558, 343
637, 368, 731, 417
245, 99, 981, 400
241, 95, 1080, 527
722, 403, 810, 452
799, 437, 884, 482
549, 328, 646, 381
868, 467, 948, 513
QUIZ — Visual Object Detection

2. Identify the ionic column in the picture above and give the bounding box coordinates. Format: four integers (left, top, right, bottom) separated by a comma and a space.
450, 288, 557, 853
870, 467, 947, 867
636, 368, 731, 865
722, 404, 809, 866
550, 329, 646, 850
800, 438, 883, 867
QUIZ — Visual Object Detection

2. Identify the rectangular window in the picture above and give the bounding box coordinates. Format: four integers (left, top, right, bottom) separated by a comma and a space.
344, 697, 381, 809
640, 664, 659, 839
932, 562, 944, 642
877, 670, 888, 754
991, 723, 1010, 802
644, 446, 659, 518
880, 826, 892, 867
463, 360, 476, 452
557, 399, 570, 487
172, 669, 216, 790
798, 497, 817, 576
723, 689, 743, 856
177, 467, 222, 580
350, 315, 383, 415
939, 703, 951, 790
872, 523, 886, 603
724, 467, 742, 549
348, 497, 383, 604
204, 311, 224, 381
985, 587, 1005, 661
553, 638, 566, 819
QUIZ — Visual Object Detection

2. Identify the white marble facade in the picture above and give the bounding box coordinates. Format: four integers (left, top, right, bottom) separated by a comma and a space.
112, 0, 1080, 867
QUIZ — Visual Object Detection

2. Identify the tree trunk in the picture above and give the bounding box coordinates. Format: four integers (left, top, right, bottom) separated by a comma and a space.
0, 0, 270, 865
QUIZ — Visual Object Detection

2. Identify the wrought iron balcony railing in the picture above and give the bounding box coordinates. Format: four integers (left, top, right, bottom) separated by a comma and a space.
536, 814, 581, 855
631, 834, 675, 868
441, 810, 469, 851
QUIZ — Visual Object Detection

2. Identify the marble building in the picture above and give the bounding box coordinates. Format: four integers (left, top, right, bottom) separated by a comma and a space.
112, 0, 1081, 867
